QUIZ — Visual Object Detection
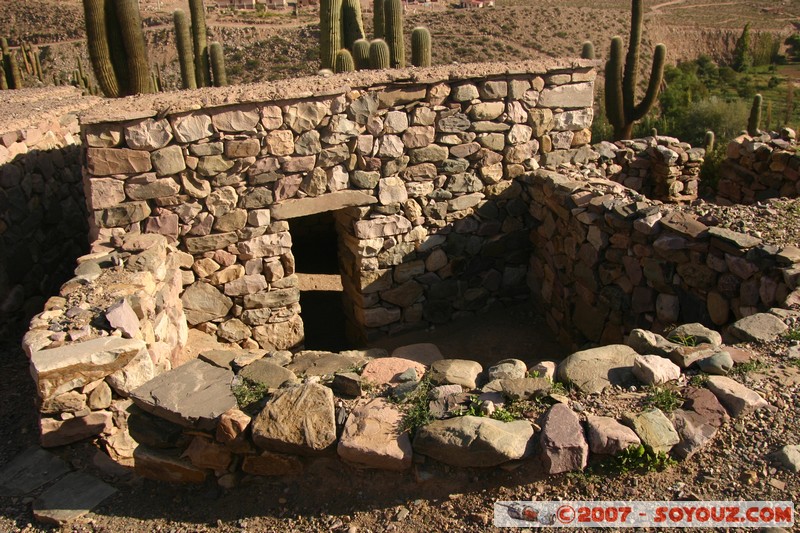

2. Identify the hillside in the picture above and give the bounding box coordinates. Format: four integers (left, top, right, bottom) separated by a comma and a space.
0, 0, 798, 90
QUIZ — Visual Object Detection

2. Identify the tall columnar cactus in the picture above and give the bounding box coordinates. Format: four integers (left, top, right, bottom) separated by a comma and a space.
581, 41, 595, 59
342, 0, 365, 51
351, 38, 370, 70
0, 58, 8, 90
320, 0, 343, 70
174, 9, 197, 89
604, 0, 666, 140
334, 49, 355, 73
369, 38, 390, 69
209, 42, 227, 86
373, 0, 385, 40
748, 94, 762, 136
1, 37, 23, 89
411, 26, 431, 67
384, 0, 404, 68
34, 52, 43, 82
189, 0, 211, 87
115, 0, 152, 95
703, 130, 715, 153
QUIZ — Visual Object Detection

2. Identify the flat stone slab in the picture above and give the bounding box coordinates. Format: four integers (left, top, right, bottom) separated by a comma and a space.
30, 337, 147, 400
623, 408, 680, 454
729, 313, 789, 343
0, 447, 71, 495
32, 472, 116, 525
540, 403, 589, 474
133, 446, 207, 483
706, 375, 769, 417
390, 343, 444, 365
271, 190, 377, 219
129, 359, 237, 430
199, 348, 266, 370
429, 359, 484, 389
413, 416, 534, 467
557, 345, 637, 394
286, 351, 370, 377
360, 357, 426, 385
238, 359, 298, 388
337, 398, 412, 471
586, 415, 641, 456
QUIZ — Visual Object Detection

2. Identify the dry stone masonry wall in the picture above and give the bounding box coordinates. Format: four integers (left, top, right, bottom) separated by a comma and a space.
24, 233, 188, 449
0, 108, 88, 330
79, 61, 597, 347
526, 168, 800, 347
717, 129, 799, 205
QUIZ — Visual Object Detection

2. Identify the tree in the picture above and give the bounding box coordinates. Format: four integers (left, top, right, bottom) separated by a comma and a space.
787, 34, 800, 62
732, 23, 753, 72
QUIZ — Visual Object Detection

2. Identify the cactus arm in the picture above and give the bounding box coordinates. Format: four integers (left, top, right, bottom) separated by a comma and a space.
342, 0, 366, 51
748, 94, 762, 136
384, 0, 404, 68
189, 0, 210, 87
351, 38, 371, 70
604, 36, 625, 136
82, 0, 123, 97
631, 43, 666, 121
0, 57, 8, 90
411, 26, 431, 67
114, 0, 152, 94
174, 9, 197, 89
209, 41, 227, 86
319, 0, 343, 70
622, 0, 642, 121
369, 38, 390, 69
373, 0, 385, 40
334, 49, 356, 72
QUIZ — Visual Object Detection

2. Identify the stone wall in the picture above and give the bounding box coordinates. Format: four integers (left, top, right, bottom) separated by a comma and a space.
24, 233, 188, 449
717, 129, 799, 205
0, 94, 92, 330
526, 168, 800, 347
78, 60, 596, 348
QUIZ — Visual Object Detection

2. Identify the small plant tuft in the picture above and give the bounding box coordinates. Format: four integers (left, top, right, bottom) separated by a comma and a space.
399, 375, 432, 434
232, 378, 269, 412
668, 333, 697, 347
784, 327, 800, 341
729, 359, 768, 377
590, 444, 676, 475
689, 373, 709, 388
644, 385, 682, 412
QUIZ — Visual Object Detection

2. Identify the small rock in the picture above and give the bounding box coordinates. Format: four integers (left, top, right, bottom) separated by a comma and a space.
429, 359, 483, 389
697, 351, 734, 375
622, 408, 680, 454
540, 404, 588, 474
771, 445, 800, 473
632, 355, 681, 385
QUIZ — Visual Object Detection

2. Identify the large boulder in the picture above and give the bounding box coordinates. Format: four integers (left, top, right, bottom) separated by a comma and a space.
705, 376, 769, 417
251, 383, 336, 455
429, 359, 484, 389
413, 416, 533, 467
557, 345, 637, 394
729, 313, 788, 343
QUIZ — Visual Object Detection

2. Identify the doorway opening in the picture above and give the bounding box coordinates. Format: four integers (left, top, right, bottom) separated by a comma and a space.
289, 210, 349, 351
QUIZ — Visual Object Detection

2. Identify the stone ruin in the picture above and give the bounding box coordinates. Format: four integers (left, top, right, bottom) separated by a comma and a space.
5, 59, 800, 486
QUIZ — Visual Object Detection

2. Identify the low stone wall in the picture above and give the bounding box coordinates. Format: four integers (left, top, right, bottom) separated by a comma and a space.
717, 129, 799, 205
24, 233, 187, 449
0, 92, 93, 330
526, 168, 800, 347
78, 60, 596, 347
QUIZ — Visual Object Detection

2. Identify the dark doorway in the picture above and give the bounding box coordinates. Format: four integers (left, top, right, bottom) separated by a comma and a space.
289, 211, 349, 351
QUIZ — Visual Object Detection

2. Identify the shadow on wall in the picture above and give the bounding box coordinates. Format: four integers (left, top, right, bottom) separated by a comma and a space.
0, 144, 89, 335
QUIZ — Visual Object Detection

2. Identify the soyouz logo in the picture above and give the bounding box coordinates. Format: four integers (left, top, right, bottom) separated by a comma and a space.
493, 501, 795, 528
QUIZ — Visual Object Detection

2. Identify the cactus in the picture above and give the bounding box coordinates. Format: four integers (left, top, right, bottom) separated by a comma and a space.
189, 0, 211, 87
174, 9, 197, 89
34, 51, 43, 82
115, 0, 152, 95
351, 38, 370, 70
703, 130, 715, 153
604, 0, 666, 140
1, 38, 23, 89
150, 70, 159, 92
373, 0, 385, 40
411, 26, 431, 67
342, 0, 365, 51
83, 0, 126, 97
334, 49, 355, 73
748, 94, 762, 136
209, 41, 227, 86
369, 38, 390, 69
384, 0, 404, 68
0, 58, 7, 90
320, 0, 343, 70
581, 41, 595, 59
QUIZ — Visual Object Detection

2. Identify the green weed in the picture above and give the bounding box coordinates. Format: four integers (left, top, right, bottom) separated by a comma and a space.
590, 445, 677, 475
668, 333, 698, 347
729, 359, 768, 376
644, 386, 683, 413
784, 327, 800, 341
232, 378, 269, 412
399, 375, 433, 434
